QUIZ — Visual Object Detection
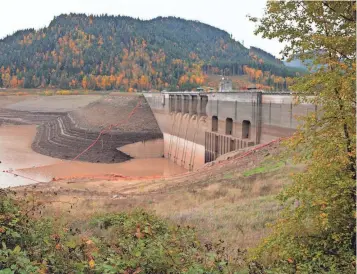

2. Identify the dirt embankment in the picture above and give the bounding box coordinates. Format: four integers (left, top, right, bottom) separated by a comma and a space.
0, 108, 63, 126
16, 140, 298, 251
0, 94, 163, 163
31, 95, 162, 163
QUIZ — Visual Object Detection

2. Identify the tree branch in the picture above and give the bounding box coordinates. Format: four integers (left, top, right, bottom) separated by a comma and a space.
323, 1, 356, 22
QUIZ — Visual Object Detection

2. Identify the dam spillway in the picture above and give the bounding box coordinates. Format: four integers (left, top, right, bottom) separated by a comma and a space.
144, 91, 315, 170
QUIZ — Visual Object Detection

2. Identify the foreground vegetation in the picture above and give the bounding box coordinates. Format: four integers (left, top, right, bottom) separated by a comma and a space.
249, 1, 356, 273
1, 190, 250, 273
3, 142, 291, 273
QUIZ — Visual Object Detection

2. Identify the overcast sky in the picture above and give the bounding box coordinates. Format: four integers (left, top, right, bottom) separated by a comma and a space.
0, 0, 284, 57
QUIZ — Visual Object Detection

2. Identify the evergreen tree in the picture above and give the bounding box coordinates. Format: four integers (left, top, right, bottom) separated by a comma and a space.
0, 14, 302, 91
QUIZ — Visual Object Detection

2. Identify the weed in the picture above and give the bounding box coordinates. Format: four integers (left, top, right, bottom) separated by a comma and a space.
243, 161, 285, 177
0, 190, 247, 273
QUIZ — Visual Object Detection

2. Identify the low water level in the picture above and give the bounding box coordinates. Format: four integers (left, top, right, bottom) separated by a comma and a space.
117, 139, 164, 158
0, 125, 186, 188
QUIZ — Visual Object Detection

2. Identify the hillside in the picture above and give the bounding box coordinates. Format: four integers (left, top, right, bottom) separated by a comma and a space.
284, 57, 310, 71
13, 139, 295, 272
0, 14, 299, 91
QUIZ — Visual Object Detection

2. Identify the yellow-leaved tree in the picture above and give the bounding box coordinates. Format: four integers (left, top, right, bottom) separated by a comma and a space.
249, 1, 356, 273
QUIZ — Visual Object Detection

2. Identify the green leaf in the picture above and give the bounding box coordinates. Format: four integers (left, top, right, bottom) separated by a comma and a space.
13, 245, 21, 254
0, 268, 14, 274
65, 240, 77, 249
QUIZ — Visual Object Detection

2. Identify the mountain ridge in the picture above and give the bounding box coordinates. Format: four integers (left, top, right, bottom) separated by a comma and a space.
0, 13, 300, 91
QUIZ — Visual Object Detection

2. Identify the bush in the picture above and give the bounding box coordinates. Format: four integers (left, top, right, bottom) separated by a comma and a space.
0, 190, 242, 273
43, 90, 54, 96
55, 90, 72, 95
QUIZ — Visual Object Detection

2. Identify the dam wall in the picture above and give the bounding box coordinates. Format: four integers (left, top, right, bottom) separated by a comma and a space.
144, 91, 315, 170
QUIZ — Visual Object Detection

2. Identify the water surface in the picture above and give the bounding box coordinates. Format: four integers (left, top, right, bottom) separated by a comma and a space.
117, 139, 164, 158
0, 125, 186, 188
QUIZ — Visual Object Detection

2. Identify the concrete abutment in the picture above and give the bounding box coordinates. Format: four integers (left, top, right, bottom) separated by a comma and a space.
144, 91, 315, 170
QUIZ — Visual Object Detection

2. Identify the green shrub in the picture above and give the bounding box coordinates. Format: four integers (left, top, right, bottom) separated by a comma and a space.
0, 190, 243, 273
248, 2, 356, 273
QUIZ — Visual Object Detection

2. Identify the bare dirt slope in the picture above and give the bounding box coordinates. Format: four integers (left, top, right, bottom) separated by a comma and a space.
5, 95, 101, 112
17, 140, 299, 251
71, 94, 161, 132
0, 94, 163, 163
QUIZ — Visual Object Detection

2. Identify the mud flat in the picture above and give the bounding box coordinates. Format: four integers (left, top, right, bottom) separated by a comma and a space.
0, 125, 185, 188
0, 108, 64, 126
0, 94, 163, 163
5, 95, 101, 112
32, 95, 162, 163
0, 94, 191, 188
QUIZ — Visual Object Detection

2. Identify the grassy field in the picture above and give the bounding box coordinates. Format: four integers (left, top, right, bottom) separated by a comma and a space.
151, 159, 291, 252
16, 141, 300, 265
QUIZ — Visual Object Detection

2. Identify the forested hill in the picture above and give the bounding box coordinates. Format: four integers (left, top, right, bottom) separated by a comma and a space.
0, 14, 300, 91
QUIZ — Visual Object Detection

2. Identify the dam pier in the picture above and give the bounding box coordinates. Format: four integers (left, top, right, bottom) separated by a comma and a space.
144, 91, 315, 170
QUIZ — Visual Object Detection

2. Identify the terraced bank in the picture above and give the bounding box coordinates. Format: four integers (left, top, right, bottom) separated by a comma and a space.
0, 108, 63, 126
1, 95, 163, 163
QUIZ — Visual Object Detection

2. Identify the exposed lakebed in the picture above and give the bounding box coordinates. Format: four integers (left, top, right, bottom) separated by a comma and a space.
0, 125, 186, 188
0, 94, 187, 188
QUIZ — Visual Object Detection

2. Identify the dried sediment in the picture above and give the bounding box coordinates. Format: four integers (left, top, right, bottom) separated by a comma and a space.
0, 95, 163, 163
31, 95, 163, 163
0, 108, 63, 126
70, 95, 161, 132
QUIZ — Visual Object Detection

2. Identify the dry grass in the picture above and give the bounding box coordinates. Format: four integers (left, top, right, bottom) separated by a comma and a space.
0, 91, 29, 96
17, 142, 300, 257
0, 88, 106, 96
28, 164, 294, 255
40, 89, 90, 96
150, 169, 289, 251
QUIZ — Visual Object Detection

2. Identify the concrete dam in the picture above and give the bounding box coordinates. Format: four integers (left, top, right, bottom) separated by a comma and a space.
144, 91, 315, 170
0, 92, 316, 186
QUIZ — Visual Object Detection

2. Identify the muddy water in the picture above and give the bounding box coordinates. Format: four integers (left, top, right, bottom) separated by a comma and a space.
117, 139, 164, 158
0, 125, 186, 188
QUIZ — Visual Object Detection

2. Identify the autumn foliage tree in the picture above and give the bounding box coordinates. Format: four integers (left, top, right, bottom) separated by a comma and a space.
249, 1, 356, 273
0, 14, 302, 91
243, 65, 292, 90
